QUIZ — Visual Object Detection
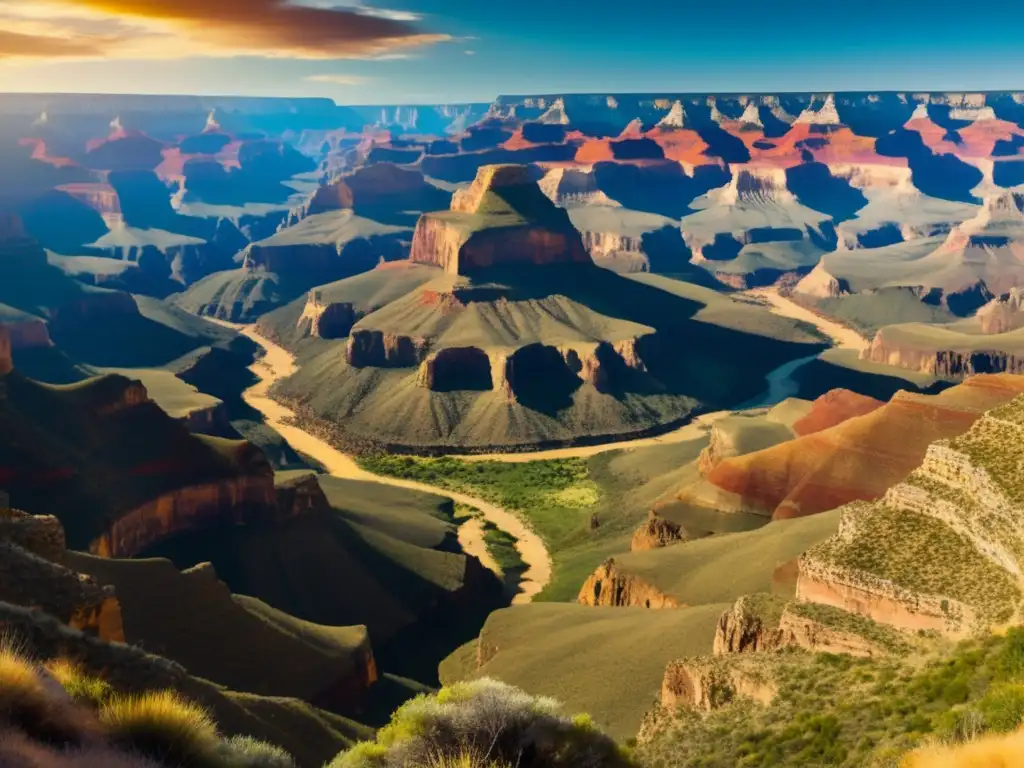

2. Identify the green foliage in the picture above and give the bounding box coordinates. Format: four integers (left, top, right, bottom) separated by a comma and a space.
45, 659, 113, 708
330, 678, 632, 768
639, 631, 1024, 767
215, 735, 298, 767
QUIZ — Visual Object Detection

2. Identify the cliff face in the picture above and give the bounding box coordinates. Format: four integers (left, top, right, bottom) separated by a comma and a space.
977, 288, 1024, 334
297, 290, 357, 339
90, 475, 277, 558
50, 290, 141, 330
0, 319, 54, 352
861, 330, 1024, 377
660, 657, 776, 713
577, 558, 680, 609
347, 329, 429, 368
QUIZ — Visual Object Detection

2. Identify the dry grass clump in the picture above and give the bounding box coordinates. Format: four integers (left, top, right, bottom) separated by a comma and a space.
900, 728, 1024, 767
330, 678, 633, 768
0, 641, 296, 768
0, 645, 98, 748
100, 690, 220, 767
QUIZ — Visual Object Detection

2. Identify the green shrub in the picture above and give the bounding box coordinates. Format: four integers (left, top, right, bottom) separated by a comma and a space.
977, 682, 1024, 733
329, 678, 632, 768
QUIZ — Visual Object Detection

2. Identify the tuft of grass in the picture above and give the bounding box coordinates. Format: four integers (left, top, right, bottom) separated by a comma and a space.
0, 645, 95, 747
215, 734, 297, 767
100, 690, 220, 767
45, 658, 113, 708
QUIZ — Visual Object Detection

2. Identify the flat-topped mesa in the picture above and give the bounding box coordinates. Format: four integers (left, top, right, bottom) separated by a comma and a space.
409, 164, 592, 275
861, 327, 1024, 378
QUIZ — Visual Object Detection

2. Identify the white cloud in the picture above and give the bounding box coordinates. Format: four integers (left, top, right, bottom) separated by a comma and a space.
464, 50, 476, 55
306, 74, 369, 85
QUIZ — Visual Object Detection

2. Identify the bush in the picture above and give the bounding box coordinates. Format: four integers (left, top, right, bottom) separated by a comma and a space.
329, 678, 633, 768
977, 682, 1024, 733
101, 690, 220, 767
214, 735, 297, 767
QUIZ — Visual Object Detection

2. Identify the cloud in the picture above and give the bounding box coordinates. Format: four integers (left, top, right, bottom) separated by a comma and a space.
0, 0, 449, 60
0, 28, 109, 57
464, 50, 476, 55
306, 74, 369, 85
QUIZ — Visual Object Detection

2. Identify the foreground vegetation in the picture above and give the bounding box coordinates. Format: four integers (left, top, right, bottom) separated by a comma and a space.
639, 629, 1024, 767
331, 678, 634, 768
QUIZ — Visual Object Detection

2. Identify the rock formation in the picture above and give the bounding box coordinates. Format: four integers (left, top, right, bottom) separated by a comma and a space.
297, 289, 357, 339
630, 511, 687, 552
0, 326, 10, 375
0, 508, 124, 642
577, 558, 680, 608
669, 373, 1024, 520
409, 164, 592, 275
977, 288, 1024, 334
660, 656, 777, 712
797, 394, 1024, 636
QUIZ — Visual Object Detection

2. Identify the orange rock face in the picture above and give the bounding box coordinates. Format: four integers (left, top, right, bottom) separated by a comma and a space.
0, 327, 11, 375
683, 374, 1024, 521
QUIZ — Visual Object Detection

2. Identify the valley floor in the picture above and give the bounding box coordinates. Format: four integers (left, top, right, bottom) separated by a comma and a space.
746, 286, 869, 352
214, 319, 553, 603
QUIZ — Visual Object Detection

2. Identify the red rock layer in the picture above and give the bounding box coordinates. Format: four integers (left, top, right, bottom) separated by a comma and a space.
791, 389, 884, 436
692, 374, 1024, 521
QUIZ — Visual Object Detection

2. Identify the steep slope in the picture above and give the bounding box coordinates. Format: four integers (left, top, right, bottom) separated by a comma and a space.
0, 345, 276, 555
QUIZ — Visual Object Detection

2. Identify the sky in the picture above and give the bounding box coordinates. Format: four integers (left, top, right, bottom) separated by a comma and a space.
0, 0, 1022, 104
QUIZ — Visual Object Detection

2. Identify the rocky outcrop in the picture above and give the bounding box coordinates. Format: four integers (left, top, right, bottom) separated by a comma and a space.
0, 509, 124, 642
297, 290, 357, 339
538, 168, 618, 207
793, 262, 851, 298
409, 164, 592, 275
0, 318, 54, 352
577, 558, 680, 608
90, 475, 277, 558
347, 329, 429, 368
417, 347, 493, 391
712, 595, 900, 658
631, 511, 686, 552
660, 657, 777, 712
976, 288, 1024, 334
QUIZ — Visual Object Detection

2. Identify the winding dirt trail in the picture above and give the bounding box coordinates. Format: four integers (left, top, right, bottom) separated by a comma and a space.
216, 320, 552, 604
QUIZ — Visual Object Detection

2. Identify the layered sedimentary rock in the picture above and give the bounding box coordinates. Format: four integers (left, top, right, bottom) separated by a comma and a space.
91, 468, 276, 558
577, 558, 680, 608
669, 374, 1024, 520
712, 594, 902, 658
861, 327, 1024, 376
409, 164, 591, 275
798, 395, 1024, 636
977, 288, 1024, 334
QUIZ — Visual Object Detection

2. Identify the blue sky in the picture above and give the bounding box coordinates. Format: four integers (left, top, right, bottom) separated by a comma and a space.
0, 0, 1022, 103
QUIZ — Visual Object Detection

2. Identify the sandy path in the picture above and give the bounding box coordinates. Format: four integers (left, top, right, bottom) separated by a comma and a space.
211, 319, 552, 604
456, 517, 501, 575
745, 287, 868, 352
